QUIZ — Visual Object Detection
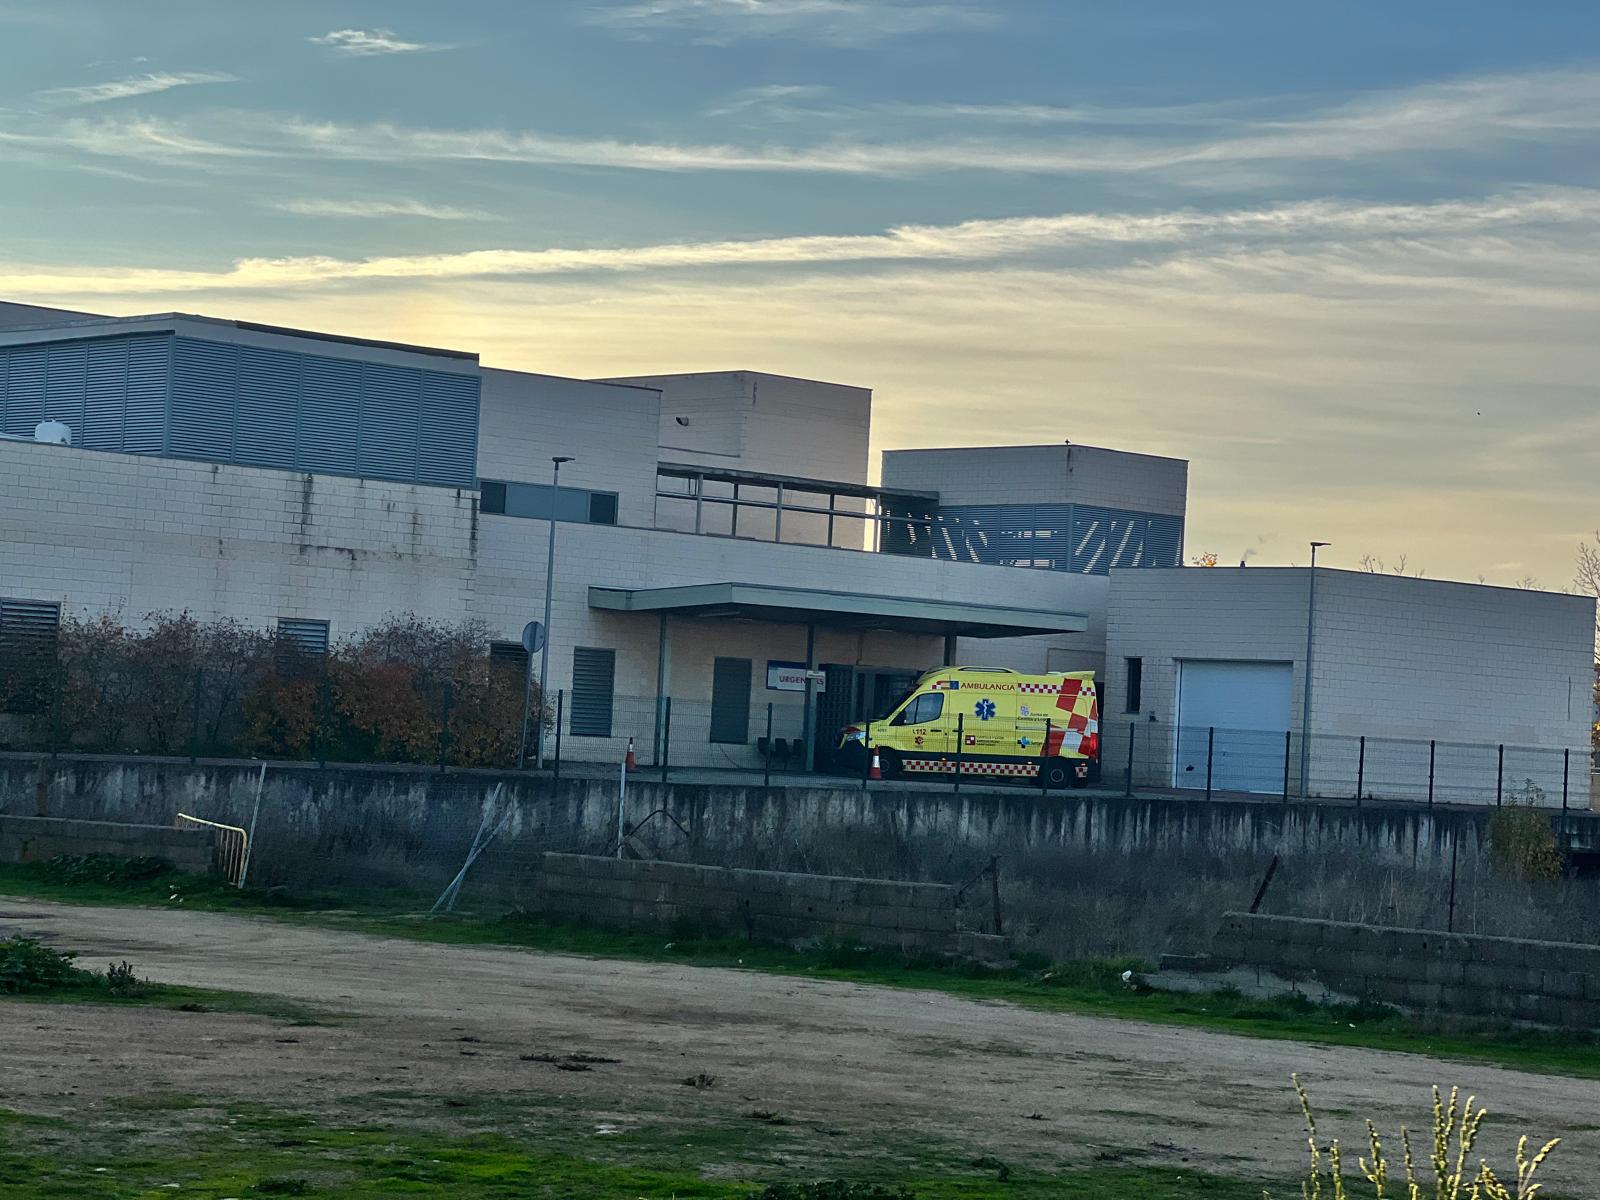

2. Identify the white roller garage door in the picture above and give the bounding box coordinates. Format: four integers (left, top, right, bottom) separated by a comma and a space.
1175, 661, 1293, 794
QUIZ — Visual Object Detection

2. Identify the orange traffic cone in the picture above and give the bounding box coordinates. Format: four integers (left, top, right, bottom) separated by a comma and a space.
868, 747, 883, 781
625, 737, 636, 773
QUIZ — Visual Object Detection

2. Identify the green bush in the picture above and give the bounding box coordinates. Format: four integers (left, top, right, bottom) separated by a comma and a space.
0, 937, 91, 993
749, 1185, 917, 1200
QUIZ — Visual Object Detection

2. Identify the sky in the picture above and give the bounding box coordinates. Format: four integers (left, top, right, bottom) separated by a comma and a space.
2, 0, 1598, 587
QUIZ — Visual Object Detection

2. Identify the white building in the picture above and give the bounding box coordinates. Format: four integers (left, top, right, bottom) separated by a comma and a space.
1, 301, 1593, 799
1103, 568, 1595, 805
0, 308, 1134, 770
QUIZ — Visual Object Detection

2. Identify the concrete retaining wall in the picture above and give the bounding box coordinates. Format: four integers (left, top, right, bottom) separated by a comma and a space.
0, 815, 214, 873
4, 753, 1598, 902
533, 853, 960, 952
1209, 911, 1600, 1028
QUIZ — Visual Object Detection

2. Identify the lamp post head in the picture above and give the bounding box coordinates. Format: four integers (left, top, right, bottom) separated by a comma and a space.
552, 455, 574, 465
1310, 541, 1331, 549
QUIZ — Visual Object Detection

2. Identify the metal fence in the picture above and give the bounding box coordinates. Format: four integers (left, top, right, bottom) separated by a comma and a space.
1105, 721, 1591, 811
4, 671, 1593, 812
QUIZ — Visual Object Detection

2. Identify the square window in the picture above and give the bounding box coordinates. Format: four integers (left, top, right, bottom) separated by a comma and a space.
588, 492, 619, 525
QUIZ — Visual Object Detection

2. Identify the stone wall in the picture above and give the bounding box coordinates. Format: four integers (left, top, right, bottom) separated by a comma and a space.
532, 853, 960, 952
0, 815, 214, 874
1207, 911, 1600, 1028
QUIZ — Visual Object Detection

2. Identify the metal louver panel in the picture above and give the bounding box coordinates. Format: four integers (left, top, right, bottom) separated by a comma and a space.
419, 371, 479, 488
2, 346, 45, 437
275, 618, 330, 656
43, 343, 88, 430
358, 362, 422, 482
709, 657, 752, 744
169, 337, 237, 460
297, 355, 361, 476
80, 340, 129, 451
235, 346, 301, 468
570, 647, 616, 738
0, 599, 61, 715
122, 335, 171, 453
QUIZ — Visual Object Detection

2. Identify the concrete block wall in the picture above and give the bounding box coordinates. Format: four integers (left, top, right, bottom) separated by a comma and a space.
0, 815, 214, 873
604, 370, 872, 486
531, 852, 959, 952
476, 369, 662, 529
1210, 912, 1600, 1028
1, 439, 477, 639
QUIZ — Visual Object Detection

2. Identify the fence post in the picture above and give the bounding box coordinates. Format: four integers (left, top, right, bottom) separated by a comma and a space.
1447, 834, 1459, 933
988, 856, 1004, 936
861, 720, 871, 792
1281, 730, 1292, 805
954, 712, 964, 792
660, 696, 672, 784
1355, 734, 1365, 809
553, 689, 564, 782
764, 702, 774, 789
437, 682, 454, 773
1562, 748, 1570, 832
1428, 739, 1436, 809
315, 671, 332, 769
1040, 719, 1053, 793
1124, 721, 1136, 799
1205, 726, 1214, 801
49, 657, 65, 759
190, 666, 204, 763
1496, 743, 1504, 807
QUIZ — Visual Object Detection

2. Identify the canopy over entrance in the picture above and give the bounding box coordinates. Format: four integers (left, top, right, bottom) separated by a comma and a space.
588, 582, 1085, 639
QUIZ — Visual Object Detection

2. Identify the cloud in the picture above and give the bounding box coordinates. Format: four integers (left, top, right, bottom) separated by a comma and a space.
271, 198, 497, 220
16, 67, 1600, 180
706, 83, 832, 118
2, 188, 1594, 296
8, 190, 1597, 587
584, 0, 998, 45
34, 71, 238, 108
307, 28, 451, 56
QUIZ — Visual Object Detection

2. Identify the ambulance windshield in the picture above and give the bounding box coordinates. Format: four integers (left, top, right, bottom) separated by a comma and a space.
871, 687, 917, 722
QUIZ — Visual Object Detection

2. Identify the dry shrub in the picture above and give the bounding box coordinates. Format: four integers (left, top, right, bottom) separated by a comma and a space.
1288, 1076, 1558, 1200
1488, 788, 1564, 884
45, 610, 537, 768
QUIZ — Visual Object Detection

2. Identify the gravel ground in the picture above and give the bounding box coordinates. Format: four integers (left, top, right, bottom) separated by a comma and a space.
1, 900, 1593, 1186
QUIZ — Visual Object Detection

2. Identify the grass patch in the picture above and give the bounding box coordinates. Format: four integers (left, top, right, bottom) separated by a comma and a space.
4, 856, 1599, 1079
0, 1099, 1277, 1199
0, 930, 327, 1024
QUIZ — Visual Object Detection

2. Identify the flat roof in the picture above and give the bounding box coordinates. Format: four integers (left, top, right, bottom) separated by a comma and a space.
0, 311, 477, 361
589, 582, 1086, 638
882, 442, 1189, 466
658, 461, 937, 503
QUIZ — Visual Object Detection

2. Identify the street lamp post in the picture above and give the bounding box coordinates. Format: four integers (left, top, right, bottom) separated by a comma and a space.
1298, 541, 1330, 797
536, 456, 574, 770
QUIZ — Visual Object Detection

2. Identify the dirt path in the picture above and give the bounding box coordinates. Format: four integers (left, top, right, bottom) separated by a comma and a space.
2, 901, 1594, 1186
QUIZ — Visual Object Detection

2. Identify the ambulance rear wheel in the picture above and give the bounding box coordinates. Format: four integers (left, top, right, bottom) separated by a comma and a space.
1043, 761, 1072, 790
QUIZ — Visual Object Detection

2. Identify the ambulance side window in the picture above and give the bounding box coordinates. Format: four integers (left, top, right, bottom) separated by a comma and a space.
894, 692, 944, 726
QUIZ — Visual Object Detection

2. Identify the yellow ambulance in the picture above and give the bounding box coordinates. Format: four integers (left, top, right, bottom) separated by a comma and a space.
837, 667, 1100, 787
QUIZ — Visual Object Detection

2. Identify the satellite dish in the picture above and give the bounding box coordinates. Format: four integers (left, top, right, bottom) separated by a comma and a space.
34, 420, 72, 446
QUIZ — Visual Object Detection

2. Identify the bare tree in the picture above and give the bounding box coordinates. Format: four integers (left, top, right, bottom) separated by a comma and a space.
1358, 553, 1424, 578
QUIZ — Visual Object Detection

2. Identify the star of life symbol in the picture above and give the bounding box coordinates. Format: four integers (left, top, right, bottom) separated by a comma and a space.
974, 698, 997, 721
